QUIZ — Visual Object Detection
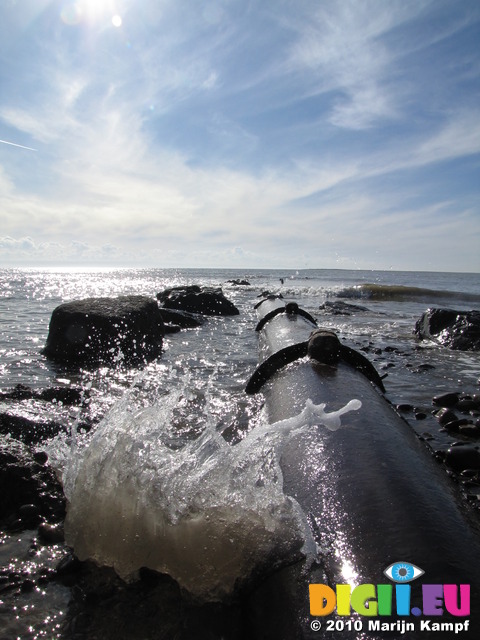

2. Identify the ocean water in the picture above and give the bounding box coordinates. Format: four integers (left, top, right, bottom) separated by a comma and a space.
1, 267, 480, 638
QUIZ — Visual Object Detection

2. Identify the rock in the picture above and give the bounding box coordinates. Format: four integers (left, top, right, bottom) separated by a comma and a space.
414, 412, 427, 420
38, 522, 65, 544
457, 398, 480, 412
157, 286, 239, 316
158, 308, 204, 328
42, 296, 165, 366
432, 392, 460, 408
435, 407, 458, 426
226, 279, 250, 286
458, 424, 480, 438
258, 291, 283, 299
18, 503, 41, 527
0, 413, 65, 444
396, 404, 413, 412
163, 324, 182, 334
0, 438, 65, 529
445, 445, 480, 472
0, 384, 84, 404
319, 300, 369, 315
443, 418, 471, 432
414, 308, 480, 350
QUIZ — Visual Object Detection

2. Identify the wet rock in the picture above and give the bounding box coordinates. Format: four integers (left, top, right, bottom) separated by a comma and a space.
445, 445, 480, 472
257, 291, 283, 300
42, 295, 165, 366
18, 504, 41, 527
0, 438, 65, 530
226, 279, 250, 286
0, 384, 85, 405
33, 451, 49, 465
38, 522, 65, 544
435, 408, 458, 426
157, 286, 239, 316
458, 424, 480, 438
0, 413, 66, 445
396, 403, 413, 412
414, 308, 480, 350
432, 392, 460, 408
20, 579, 35, 593
414, 411, 427, 420
443, 418, 470, 433
457, 398, 479, 412
158, 308, 204, 328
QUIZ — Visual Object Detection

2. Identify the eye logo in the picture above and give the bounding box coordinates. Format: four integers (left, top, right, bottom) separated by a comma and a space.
384, 562, 424, 583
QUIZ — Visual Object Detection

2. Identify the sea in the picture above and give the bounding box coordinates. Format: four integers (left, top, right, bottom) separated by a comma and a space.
0, 267, 479, 639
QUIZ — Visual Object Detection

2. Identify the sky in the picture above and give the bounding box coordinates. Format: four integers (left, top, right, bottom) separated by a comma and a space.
0, 0, 479, 272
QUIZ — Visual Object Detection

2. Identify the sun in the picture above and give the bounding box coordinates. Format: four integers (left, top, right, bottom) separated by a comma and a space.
61, 1, 123, 27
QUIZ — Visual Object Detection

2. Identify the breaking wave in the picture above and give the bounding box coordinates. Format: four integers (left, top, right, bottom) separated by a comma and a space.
335, 283, 480, 303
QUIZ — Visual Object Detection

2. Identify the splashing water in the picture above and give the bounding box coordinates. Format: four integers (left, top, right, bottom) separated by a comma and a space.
60, 382, 361, 601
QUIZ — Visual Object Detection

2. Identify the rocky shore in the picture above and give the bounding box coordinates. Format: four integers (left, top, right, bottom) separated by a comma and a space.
1, 293, 479, 637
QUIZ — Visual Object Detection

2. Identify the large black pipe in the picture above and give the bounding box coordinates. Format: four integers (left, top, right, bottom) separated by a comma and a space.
245, 297, 480, 639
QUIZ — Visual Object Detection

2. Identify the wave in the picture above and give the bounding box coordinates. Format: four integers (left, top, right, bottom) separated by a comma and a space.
335, 283, 480, 303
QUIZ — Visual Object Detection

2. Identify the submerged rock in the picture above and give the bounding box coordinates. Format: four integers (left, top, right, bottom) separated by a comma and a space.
414, 308, 480, 350
157, 286, 239, 316
42, 295, 165, 366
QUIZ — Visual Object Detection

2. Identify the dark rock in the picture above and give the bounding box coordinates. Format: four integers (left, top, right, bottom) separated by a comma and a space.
258, 291, 283, 299
38, 522, 65, 544
445, 445, 480, 472
158, 308, 204, 328
414, 308, 480, 350
457, 398, 479, 412
319, 300, 369, 315
396, 404, 413, 412
443, 418, 470, 432
0, 438, 65, 529
432, 392, 460, 408
33, 451, 49, 465
163, 324, 182, 334
18, 503, 41, 527
157, 286, 239, 316
21, 579, 35, 593
42, 295, 165, 366
56, 553, 83, 579
0, 384, 84, 404
458, 424, 480, 438
0, 413, 65, 445
435, 407, 458, 426
226, 279, 250, 286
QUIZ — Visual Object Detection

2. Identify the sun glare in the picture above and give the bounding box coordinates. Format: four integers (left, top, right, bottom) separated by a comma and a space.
61, 1, 122, 28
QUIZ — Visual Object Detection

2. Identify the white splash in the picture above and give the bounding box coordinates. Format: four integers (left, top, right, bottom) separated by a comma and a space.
62, 394, 361, 601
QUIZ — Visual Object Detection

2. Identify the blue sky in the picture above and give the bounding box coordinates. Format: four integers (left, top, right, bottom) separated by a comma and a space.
0, 0, 479, 271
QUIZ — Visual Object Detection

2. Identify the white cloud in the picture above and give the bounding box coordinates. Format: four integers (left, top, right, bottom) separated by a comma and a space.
285, 0, 419, 129
0, 0, 478, 272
